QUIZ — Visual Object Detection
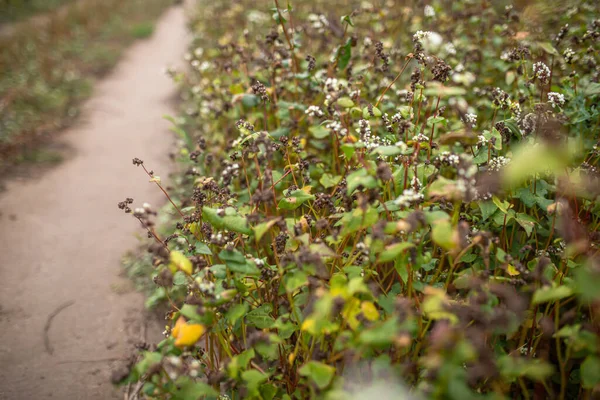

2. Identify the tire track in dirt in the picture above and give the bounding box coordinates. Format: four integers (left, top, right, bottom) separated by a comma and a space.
0, 4, 188, 399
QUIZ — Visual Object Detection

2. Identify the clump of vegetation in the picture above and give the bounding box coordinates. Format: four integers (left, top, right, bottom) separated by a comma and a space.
0, 0, 174, 169
0, 0, 74, 24
118, 0, 600, 398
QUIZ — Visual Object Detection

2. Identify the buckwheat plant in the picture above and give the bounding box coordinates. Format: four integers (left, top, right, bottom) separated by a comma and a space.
118, 1, 600, 399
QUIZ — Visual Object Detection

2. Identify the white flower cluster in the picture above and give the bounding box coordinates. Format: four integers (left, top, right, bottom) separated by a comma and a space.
424, 5, 435, 18
325, 120, 348, 136
350, 89, 361, 99
510, 101, 522, 121
323, 77, 345, 106
356, 242, 369, 255
308, 13, 329, 33
305, 105, 324, 117
412, 133, 429, 142
223, 162, 240, 177
547, 92, 565, 108
533, 62, 551, 84
444, 42, 456, 55
411, 176, 423, 191
195, 276, 215, 295
464, 113, 477, 128
563, 48, 575, 63
438, 151, 460, 166
394, 189, 424, 208
133, 203, 153, 217
413, 30, 432, 42
477, 135, 488, 146
488, 156, 511, 171
357, 119, 391, 149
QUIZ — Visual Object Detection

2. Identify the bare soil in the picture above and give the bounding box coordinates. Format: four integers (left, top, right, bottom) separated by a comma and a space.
0, 4, 188, 399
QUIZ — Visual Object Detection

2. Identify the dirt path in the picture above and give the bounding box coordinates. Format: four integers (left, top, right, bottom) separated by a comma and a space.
0, 4, 189, 399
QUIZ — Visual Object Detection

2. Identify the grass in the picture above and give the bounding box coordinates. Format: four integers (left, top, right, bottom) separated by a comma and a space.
130, 22, 155, 39
0, 0, 74, 25
0, 0, 174, 170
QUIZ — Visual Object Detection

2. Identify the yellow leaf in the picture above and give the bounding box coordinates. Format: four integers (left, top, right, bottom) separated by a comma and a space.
169, 251, 193, 275
361, 301, 380, 322
172, 316, 186, 338
507, 264, 520, 276
422, 286, 458, 324
342, 298, 361, 330
174, 323, 206, 347
301, 318, 315, 332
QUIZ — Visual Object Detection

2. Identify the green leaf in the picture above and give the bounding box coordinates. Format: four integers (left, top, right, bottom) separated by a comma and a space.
346, 168, 378, 194
583, 82, 600, 97
498, 356, 554, 381
372, 145, 403, 157
134, 352, 162, 379
278, 189, 315, 210
179, 304, 202, 321
358, 317, 399, 346
336, 97, 355, 108
516, 213, 537, 236
194, 242, 212, 255
479, 201, 498, 221
341, 14, 354, 26
320, 173, 342, 188
340, 143, 356, 159
423, 84, 466, 98
226, 303, 248, 325
253, 218, 280, 242
202, 207, 252, 235
362, 105, 382, 119
219, 249, 260, 275
532, 285, 573, 305
172, 377, 218, 400
246, 304, 275, 329
492, 196, 510, 214
299, 361, 335, 390
379, 242, 415, 263
432, 220, 457, 250
284, 270, 308, 292
242, 369, 269, 393
536, 41, 559, 56
242, 94, 260, 108
337, 38, 352, 70
309, 125, 330, 139
338, 206, 379, 236
581, 356, 600, 388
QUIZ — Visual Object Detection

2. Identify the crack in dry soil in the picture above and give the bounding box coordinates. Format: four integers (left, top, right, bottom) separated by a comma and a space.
0, 4, 188, 399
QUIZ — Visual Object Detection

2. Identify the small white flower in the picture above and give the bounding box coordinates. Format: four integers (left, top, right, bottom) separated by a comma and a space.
563, 48, 575, 63
412, 133, 429, 142
424, 5, 435, 18
547, 92, 565, 108
533, 62, 551, 84
444, 42, 456, 55
305, 105, 324, 117
464, 113, 477, 128
413, 30, 432, 42
488, 156, 511, 171
394, 189, 424, 208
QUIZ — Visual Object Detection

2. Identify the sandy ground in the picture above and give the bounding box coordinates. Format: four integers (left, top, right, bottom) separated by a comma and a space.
0, 3, 188, 399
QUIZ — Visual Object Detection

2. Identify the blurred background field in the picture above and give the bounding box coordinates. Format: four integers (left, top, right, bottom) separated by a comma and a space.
0, 0, 174, 171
